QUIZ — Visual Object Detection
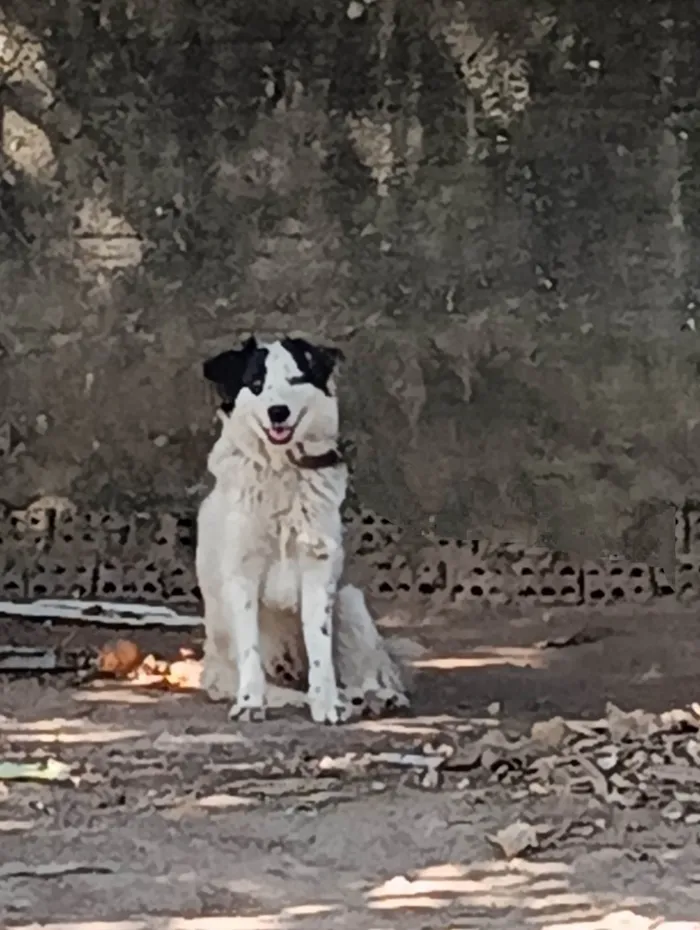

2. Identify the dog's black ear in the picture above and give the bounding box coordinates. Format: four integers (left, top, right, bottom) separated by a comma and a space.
202, 337, 258, 408
282, 338, 344, 395
313, 345, 344, 388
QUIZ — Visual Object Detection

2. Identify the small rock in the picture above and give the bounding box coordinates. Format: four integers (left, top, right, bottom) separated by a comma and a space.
662, 708, 700, 731
487, 701, 502, 716
661, 800, 684, 822
346, 0, 364, 18
597, 749, 619, 771
421, 768, 441, 789
606, 703, 657, 741
530, 716, 567, 748
687, 740, 700, 765
480, 748, 500, 771
488, 820, 548, 859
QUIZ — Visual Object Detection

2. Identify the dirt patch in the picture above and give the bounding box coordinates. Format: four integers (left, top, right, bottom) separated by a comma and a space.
2, 604, 700, 929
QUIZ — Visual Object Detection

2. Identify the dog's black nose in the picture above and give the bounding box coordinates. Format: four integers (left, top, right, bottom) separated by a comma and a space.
267, 404, 290, 424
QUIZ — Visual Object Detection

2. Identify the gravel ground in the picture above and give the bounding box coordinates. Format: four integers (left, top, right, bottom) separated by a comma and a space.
3, 602, 700, 930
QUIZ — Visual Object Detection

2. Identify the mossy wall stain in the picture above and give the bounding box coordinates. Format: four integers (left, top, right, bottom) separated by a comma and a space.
1, 0, 699, 565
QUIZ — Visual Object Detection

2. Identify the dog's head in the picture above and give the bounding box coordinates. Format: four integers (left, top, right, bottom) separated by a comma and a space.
203, 336, 344, 449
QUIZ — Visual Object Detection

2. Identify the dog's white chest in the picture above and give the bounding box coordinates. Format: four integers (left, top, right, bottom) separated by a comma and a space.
262, 469, 301, 520
211, 449, 343, 613
262, 557, 300, 612
254, 470, 303, 612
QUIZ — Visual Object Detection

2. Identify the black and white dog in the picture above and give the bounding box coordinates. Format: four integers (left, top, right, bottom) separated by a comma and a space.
196, 336, 409, 724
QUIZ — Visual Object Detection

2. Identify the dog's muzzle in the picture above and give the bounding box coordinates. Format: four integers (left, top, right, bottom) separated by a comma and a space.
266, 425, 295, 445
265, 404, 296, 445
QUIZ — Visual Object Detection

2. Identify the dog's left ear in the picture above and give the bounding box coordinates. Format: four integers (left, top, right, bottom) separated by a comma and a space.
202, 337, 258, 409
312, 345, 344, 384
283, 337, 344, 393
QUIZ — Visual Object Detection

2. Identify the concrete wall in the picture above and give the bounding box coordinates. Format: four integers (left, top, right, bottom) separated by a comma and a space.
2, 0, 700, 602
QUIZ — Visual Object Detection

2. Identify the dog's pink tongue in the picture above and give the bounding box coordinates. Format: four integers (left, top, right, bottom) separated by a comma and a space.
271, 426, 290, 439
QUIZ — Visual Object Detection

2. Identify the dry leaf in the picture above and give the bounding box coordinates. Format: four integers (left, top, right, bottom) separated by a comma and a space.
165, 658, 202, 690
606, 703, 658, 741
0, 758, 75, 784
97, 639, 143, 676
530, 716, 567, 748
137, 653, 169, 676
488, 820, 548, 859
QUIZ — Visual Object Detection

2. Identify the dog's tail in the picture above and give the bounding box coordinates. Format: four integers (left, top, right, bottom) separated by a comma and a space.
336, 584, 423, 693
337, 584, 425, 657
266, 684, 308, 709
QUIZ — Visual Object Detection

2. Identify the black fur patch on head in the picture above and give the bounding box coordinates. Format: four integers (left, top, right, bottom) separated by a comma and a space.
203, 337, 268, 411
281, 338, 344, 396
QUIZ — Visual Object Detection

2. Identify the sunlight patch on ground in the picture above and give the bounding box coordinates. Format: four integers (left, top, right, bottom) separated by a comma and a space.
412, 645, 546, 670
10, 916, 286, 930
0, 599, 196, 626
367, 868, 539, 910
0, 20, 55, 108
73, 196, 145, 273
152, 731, 247, 750
366, 861, 658, 925
1, 717, 85, 733
2, 108, 56, 181
72, 687, 163, 705
196, 793, 260, 810
0, 716, 145, 745
279, 904, 338, 917
0, 817, 37, 832
351, 714, 463, 736
539, 912, 699, 930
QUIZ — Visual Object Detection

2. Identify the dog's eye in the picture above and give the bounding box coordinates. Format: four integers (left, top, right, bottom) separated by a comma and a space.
288, 375, 309, 386
248, 379, 264, 394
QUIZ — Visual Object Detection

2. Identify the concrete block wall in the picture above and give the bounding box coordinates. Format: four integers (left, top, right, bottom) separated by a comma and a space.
2, 497, 700, 613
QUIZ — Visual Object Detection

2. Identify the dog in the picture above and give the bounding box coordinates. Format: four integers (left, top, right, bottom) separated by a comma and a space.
196, 335, 410, 724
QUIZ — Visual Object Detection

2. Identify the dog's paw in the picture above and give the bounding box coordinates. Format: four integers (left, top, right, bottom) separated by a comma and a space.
341, 688, 371, 719
366, 688, 411, 717
229, 702, 267, 723
308, 686, 352, 725
201, 658, 238, 702
228, 681, 268, 722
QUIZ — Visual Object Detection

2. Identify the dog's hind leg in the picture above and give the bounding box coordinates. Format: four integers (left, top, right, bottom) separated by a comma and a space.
265, 685, 308, 709
335, 584, 410, 715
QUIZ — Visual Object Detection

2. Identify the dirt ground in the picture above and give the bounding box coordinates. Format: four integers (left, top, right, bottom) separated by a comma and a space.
3, 602, 700, 930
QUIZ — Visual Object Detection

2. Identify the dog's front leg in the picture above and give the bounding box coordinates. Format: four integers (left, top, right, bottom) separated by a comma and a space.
299, 550, 350, 725
222, 569, 266, 722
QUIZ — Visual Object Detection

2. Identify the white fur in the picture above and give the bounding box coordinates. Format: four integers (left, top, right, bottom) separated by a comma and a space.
196, 340, 409, 724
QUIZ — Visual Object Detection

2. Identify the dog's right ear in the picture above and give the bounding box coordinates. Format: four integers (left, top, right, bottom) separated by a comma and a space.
203, 337, 257, 409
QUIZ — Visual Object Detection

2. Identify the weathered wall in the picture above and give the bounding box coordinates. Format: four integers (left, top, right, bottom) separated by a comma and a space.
2, 0, 700, 577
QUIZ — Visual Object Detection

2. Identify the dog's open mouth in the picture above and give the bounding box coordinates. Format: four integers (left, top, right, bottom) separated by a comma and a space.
265, 425, 296, 445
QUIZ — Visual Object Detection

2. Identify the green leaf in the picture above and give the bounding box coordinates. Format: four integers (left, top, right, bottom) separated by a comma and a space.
0, 758, 75, 783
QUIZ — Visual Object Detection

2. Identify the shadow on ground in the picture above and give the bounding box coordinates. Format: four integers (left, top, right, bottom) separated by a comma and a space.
3, 604, 700, 929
